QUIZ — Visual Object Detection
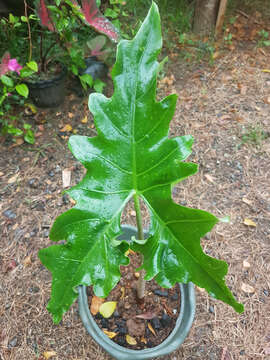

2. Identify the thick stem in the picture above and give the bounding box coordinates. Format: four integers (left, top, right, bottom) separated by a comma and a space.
133, 194, 146, 300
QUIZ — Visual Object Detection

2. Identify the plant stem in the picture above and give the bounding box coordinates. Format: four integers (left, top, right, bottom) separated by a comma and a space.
133, 194, 146, 300
24, 0, 32, 62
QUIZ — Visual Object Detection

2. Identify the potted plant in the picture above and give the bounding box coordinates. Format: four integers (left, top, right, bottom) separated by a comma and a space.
12, 0, 119, 107
39, 3, 244, 358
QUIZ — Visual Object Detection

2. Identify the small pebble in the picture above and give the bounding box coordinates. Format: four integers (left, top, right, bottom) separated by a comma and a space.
263, 289, 269, 296
3, 209, 16, 219
28, 178, 39, 188
150, 317, 161, 330
8, 337, 18, 348
113, 310, 120, 318
117, 326, 127, 335
100, 318, 109, 328
48, 170, 55, 177
95, 313, 102, 320
62, 193, 70, 205
117, 335, 126, 346
153, 289, 168, 297
160, 313, 172, 328
240, 350, 245, 355
209, 305, 215, 314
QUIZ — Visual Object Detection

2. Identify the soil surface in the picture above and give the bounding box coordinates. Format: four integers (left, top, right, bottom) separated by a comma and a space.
1, 8, 270, 360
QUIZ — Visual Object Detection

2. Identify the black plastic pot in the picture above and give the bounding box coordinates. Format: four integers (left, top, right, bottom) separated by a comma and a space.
26, 65, 67, 108
78, 225, 196, 360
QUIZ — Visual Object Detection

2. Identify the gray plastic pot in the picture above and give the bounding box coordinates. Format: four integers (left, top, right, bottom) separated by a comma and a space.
26, 64, 67, 108
78, 225, 196, 360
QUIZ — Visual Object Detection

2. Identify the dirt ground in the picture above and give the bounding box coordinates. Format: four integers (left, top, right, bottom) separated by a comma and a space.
1, 9, 270, 360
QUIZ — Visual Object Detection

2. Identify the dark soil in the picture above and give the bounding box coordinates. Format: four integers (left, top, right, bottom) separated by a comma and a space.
88, 252, 180, 350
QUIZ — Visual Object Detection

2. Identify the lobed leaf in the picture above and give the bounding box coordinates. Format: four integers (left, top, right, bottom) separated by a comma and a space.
39, 3, 243, 324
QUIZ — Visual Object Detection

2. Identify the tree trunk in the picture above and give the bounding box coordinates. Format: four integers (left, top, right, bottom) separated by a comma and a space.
193, 0, 220, 35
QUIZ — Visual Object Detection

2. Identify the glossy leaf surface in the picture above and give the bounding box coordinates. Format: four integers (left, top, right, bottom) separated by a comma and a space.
39, 3, 243, 324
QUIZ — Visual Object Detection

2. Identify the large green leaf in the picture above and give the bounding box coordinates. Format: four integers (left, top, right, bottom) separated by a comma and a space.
39, 3, 243, 324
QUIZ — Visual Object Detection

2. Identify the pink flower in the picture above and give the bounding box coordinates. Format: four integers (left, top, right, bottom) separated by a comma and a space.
0, 52, 22, 76
8, 58, 23, 75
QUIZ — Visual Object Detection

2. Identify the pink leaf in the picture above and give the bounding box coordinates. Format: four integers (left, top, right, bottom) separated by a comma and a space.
0, 52, 11, 76
73, 0, 119, 42
37, 0, 55, 32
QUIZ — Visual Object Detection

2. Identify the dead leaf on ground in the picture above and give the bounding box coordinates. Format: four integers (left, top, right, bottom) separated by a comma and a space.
90, 296, 104, 315
136, 312, 156, 320
237, 83, 247, 95
241, 283, 255, 293
126, 334, 137, 345
62, 168, 71, 188
8, 174, 19, 184
242, 198, 252, 205
99, 301, 117, 318
43, 350, 57, 359
68, 112, 74, 118
244, 218, 256, 227
60, 124, 73, 132
23, 255, 32, 267
147, 322, 156, 336
103, 330, 117, 339
204, 174, 215, 183
81, 116, 88, 124
243, 260, 251, 268
263, 96, 270, 105
120, 287, 125, 300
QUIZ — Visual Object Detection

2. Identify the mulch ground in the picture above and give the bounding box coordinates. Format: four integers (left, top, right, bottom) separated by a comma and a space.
1, 10, 270, 360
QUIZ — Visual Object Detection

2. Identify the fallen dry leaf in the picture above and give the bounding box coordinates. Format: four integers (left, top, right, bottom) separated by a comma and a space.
43, 350, 57, 359
120, 287, 125, 300
8, 174, 19, 184
204, 173, 215, 183
242, 198, 252, 205
126, 334, 137, 345
99, 301, 117, 318
243, 259, 250, 268
103, 330, 117, 339
141, 337, 147, 344
81, 116, 88, 124
262, 69, 270, 73
147, 322, 156, 336
90, 296, 104, 315
60, 124, 73, 132
62, 169, 71, 188
237, 83, 247, 95
244, 218, 256, 227
23, 255, 32, 267
136, 312, 156, 320
241, 283, 255, 294
68, 112, 74, 118
263, 96, 270, 105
